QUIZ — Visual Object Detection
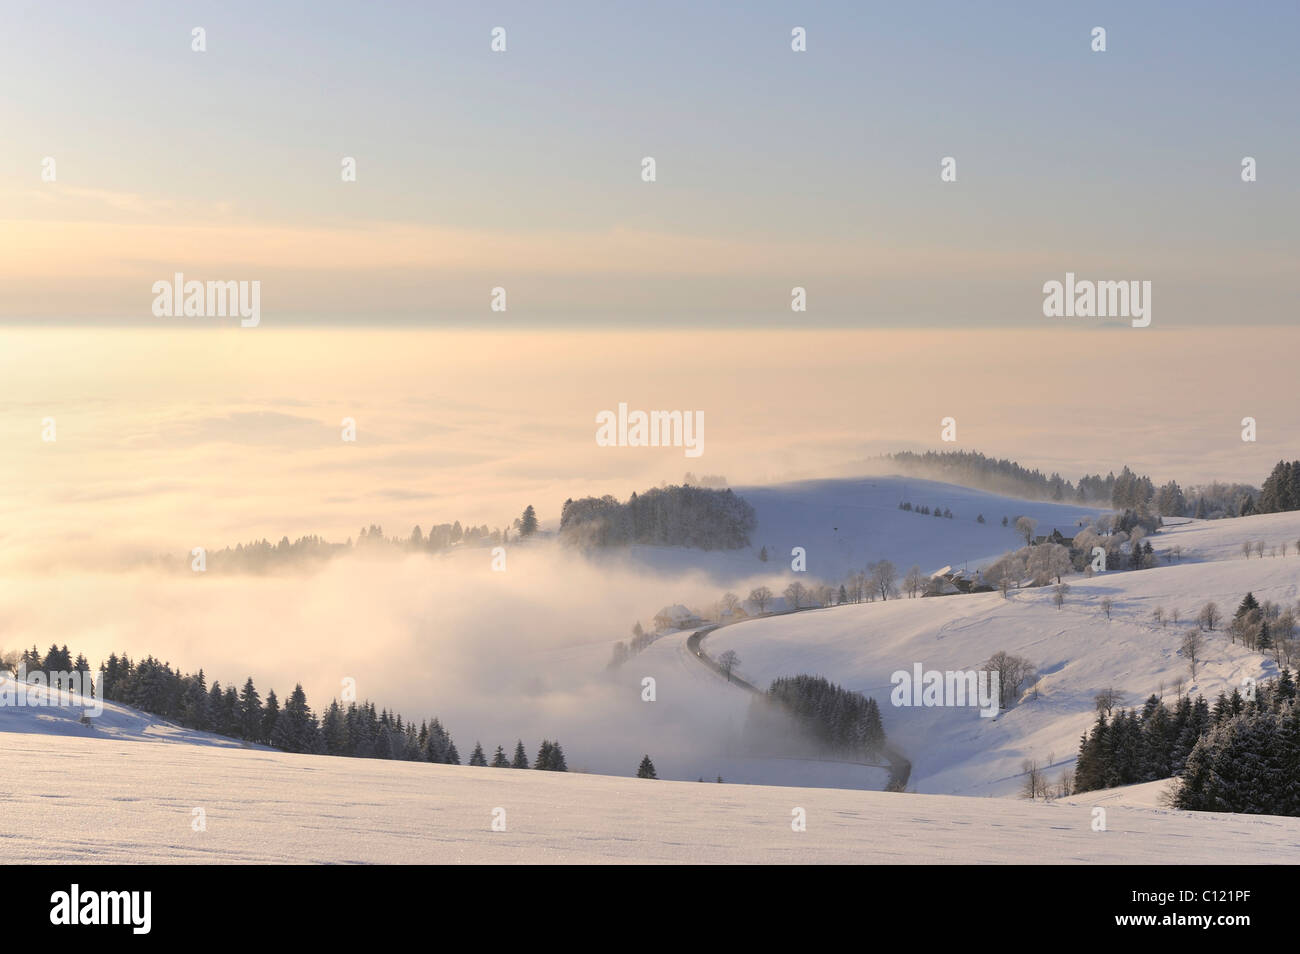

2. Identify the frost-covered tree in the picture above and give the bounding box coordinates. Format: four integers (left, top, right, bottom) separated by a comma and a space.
985, 651, 1036, 708
1053, 583, 1070, 609
869, 560, 897, 601
903, 565, 926, 598
1181, 630, 1203, 680
718, 649, 741, 681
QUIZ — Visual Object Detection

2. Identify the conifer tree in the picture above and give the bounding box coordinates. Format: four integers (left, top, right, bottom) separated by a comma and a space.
511, 739, 529, 769
637, 755, 657, 779
261, 689, 280, 743
535, 740, 554, 769
238, 677, 262, 741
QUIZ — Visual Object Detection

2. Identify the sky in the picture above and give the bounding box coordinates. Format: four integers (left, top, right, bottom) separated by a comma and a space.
0, 0, 1295, 325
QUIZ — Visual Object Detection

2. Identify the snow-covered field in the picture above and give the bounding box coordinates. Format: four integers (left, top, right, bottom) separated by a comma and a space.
2, 726, 1297, 864
709, 509, 1300, 796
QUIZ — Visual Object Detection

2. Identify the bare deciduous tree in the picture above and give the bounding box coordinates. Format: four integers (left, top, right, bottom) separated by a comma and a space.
1181, 629, 1203, 680
903, 565, 926, 599
1020, 759, 1048, 800
783, 581, 807, 610
1053, 582, 1070, 610
717, 649, 740, 681
1056, 769, 1075, 799
1198, 601, 1220, 631
748, 585, 772, 614
1095, 688, 1123, 715
1101, 597, 1114, 620
869, 560, 897, 601
986, 651, 1036, 708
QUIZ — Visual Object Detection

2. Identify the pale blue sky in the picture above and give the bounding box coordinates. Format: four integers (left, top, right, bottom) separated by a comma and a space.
1, 0, 1295, 324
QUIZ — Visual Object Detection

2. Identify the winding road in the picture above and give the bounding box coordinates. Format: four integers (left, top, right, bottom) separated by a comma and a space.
683, 611, 913, 791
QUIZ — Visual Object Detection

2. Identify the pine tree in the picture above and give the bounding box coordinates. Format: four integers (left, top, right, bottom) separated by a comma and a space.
534, 740, 554, 770
207, 681, 226, 734
1258, 621, 1273, 652
183, 669, 209, 730
238, 677, 262, 741
321, 700, 348, 755
271, 684, 320, 754
469, 742, 488, 766
637, 755, 657, 779
511, 739, 529, 769
261, 689, 280, 743
1235, 592, 1260, 620
490, 745, 510, 768
374, 723, 393, 759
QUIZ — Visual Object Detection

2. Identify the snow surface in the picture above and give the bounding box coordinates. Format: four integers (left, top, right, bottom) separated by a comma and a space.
616, 475, 1105, 585
709, 509, 1300, 796
0, 675, 261, 749
1, 728, 1296, 864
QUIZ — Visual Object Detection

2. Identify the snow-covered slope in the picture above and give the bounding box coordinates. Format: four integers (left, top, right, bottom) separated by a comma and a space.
1, 729, 1296, 864
0, 674, 258, 749
615, 475, 1104, 584
708, 510, 1300, 796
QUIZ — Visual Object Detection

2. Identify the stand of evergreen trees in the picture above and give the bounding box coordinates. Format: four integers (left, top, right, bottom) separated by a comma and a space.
886, 451, 1208, 518
559, 484, 756, 550
197, 519, 509, 573
1075, 672, 1300, 816
1257, 460, 1300, 514
744, 674, 885, 760
12, 643, 568, 771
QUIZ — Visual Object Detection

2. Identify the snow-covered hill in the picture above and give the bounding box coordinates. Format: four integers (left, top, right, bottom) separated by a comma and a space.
1, 727, 1296, 864
613, 475, 1105, 585
0, 674, 259, 749
708, 510, 1300, 796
